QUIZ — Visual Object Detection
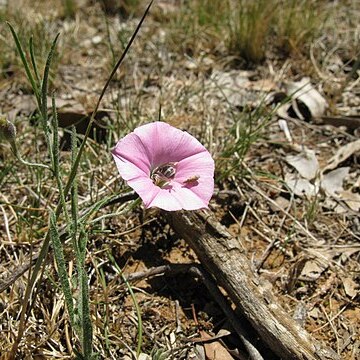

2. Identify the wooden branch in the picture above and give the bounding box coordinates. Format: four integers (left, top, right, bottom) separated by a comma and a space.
164, 209, 340, 360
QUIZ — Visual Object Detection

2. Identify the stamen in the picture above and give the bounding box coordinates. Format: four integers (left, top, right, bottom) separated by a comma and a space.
151, 162, 177, 187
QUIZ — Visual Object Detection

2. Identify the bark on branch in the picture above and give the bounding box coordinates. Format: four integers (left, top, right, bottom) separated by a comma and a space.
164, 209, 340, 360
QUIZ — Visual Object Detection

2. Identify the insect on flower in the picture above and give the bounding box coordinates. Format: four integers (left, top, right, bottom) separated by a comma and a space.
183, 175, 200, 184
111, 121, 214, 211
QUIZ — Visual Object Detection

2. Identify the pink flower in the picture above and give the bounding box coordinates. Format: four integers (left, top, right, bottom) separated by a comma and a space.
112, 121, 214, 211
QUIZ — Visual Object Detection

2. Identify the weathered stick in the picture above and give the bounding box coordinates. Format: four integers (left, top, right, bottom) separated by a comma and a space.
165, 209, 340, 360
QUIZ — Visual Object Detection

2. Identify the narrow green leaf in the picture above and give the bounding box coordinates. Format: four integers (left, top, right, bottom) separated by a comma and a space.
71, 126, 79, 256
40, 32, 60, 120
52, 94, 70, 224
29, 36, 41, 87
14, 2, 153, 352
78, 230, 92, 359
7, 22, 41, 105
49, 211, 75, 326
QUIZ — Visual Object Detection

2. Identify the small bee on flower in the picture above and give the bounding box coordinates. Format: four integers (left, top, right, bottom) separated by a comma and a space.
183, 175, 200, 184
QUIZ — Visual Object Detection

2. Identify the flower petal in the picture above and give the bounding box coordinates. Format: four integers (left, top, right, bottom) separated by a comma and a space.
146, 182, 208, 211
146, 186, 183, 211
125, 175, 162, 207
174, 151, 215, 205
175, 151, 215, 181
112, 131, 152, 175
133, 122, 209, 167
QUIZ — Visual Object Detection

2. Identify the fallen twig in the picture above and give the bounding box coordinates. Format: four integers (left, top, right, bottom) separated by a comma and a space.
164, 209, 340, 360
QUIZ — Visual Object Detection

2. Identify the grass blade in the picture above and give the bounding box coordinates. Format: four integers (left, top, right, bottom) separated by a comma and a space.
29, 36, 41, 87
7, 22, 41, 105
40, 33, 60, 121
52, 94, 70, 224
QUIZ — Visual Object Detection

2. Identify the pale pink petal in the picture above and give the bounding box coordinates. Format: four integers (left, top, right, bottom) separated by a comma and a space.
146, 187, 183, 211
146, 182, 208, 211
174, 151, 215, 204
112, 153, 146, 181
112, 131, 152, 174
175, 152, 215, 181
178, 176, 214, 205
171, 182, 210, 210
125, 176, 161, 207
133, 122, 208, 166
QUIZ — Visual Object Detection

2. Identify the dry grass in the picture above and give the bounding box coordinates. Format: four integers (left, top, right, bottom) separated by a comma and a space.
0, 0, 359, 358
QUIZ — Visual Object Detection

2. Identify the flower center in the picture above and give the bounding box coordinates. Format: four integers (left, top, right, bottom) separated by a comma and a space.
151, 162, 177, 188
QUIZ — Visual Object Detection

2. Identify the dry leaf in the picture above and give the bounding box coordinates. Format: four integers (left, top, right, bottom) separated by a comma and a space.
308, 307, 320, 319
209, 70, 249, 107
285, 77, 327, 119
270, 196, 290, 212
323, 139, 360, 171
339, 190, 360, 212
198, 330, 234, 360
192, 329, 231, 343
300, 260, 328, 281
286, 149, 319, 180
342, 277, 358, 298
321, 167, 350, 197
138, 354, 151, 360
207, 70, 264, 107
285, 174, 318, 197
203, 341, 234, 360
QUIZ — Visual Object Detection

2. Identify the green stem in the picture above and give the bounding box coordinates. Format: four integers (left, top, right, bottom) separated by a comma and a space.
11, 1, 154, 355
10, 140, 50, 170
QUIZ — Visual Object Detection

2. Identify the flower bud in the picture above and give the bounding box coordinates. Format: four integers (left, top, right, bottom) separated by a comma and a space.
0, 116, 16, 143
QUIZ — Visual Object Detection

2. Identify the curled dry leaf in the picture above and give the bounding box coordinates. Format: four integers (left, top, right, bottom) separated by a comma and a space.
300, 260, 328, 281
285, 77, 328, 119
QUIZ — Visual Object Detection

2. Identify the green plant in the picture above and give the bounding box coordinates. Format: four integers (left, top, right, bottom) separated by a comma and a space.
274, 0, 327, 56
226, 0, 276, 63
5, 1, 153, 357
63, 0, 77, 18
217, 104, 273, 181
0, 9, 59, 83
